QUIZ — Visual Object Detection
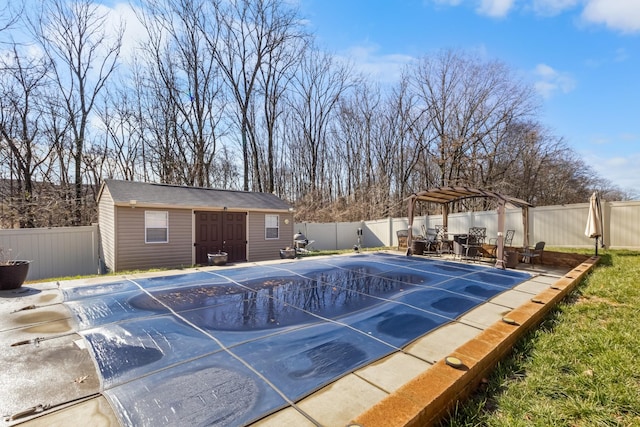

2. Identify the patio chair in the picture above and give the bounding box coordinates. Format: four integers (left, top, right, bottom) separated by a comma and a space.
420, 224, 428, 240
397, 229, 409, 250
424, 227, 439, 254
462, 227, 486, 261
411, 227, 437, 255
504, 229, 515, 247
488, 229, 515, 258
521, 241, 545, 267
435, 225, 451, 254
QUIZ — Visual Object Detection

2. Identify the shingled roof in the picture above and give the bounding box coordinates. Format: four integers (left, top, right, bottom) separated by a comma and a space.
99, 179, 291, 211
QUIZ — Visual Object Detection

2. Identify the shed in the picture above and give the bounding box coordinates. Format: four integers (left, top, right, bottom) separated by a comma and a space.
97, 179, 294, 272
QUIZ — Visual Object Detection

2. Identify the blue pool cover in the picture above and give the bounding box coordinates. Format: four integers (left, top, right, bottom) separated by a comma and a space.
63, 253, 531, 426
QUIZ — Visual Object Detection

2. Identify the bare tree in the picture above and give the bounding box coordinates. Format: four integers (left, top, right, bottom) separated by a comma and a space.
133, 0, 227, 187
209, 0, 301, 191
97, 84, 143, 181
408, 50, 535, 191
0, 45, 54, 227
387, 76, 428, 207
257, 32, 307, 194
332, 82, 386, 218
289, 49, 355, 197
0, 2, 21, 34
29, 0, 122, 224
503, 122, 595, 205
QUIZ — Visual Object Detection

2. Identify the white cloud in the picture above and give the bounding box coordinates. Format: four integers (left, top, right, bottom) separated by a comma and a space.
429, 0, 640, 34
533, 63, 576, 98
96, 2, 148, 61
476, 0, 515, 17
581, 0, 640, 33
431, 0, 464, 6
430, 0, 514, 16
582, 132, 640, 195
585, 47, 630, 69
534, 81, 557, 99
532, 0, 579, 16
531, 0, 640, 33
341, 44, 415, 84
429, 0, 516, 18
584, 150, 640, 195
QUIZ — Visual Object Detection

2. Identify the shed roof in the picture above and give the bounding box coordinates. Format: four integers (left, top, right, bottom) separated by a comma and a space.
99, 179, 291, 211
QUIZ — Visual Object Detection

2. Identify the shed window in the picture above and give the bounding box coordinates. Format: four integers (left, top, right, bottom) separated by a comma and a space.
145, 211, 168, 243
265, 214, 279, 239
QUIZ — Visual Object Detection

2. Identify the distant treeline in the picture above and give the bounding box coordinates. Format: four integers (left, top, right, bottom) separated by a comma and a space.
0, 0, 628, 228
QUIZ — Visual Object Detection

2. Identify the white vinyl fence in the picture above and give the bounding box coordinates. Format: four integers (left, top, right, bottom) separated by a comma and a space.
2, 200, 639, 281
296, 200, 640, 252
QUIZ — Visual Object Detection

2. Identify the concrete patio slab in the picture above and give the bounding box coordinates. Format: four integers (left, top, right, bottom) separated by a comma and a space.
2, 304, 72, 332
16, 397, 119, 427
457, 302, 512, 329
251, 407, 316, 427
354, 352, 432, 394
490, 288, 540, 309
0, 327, 100, 423
404, 322, 482, 364
296, 374, 388, 427
0, 287, 62, 323
514, 278, 554, 294
528, 273, 564, 285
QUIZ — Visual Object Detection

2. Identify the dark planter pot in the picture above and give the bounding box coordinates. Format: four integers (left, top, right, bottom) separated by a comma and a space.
279, 249, 296, 259
505, 252, 519, 269
0, 260, 31, 290
207, 252, 228, 266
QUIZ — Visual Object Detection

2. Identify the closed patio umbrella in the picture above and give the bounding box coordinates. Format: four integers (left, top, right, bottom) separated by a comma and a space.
585, 191, 603, 255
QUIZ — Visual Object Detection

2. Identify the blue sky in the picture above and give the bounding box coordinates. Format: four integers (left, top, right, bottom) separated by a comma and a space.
298, 0, 640, 197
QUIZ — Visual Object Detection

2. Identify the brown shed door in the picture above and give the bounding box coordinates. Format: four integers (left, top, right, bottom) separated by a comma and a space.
223, 212, 247, 262
195, 211, 246, 264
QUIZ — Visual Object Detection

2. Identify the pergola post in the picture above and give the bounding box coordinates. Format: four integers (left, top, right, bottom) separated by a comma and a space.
522, 207, 530, 249
494, 200, 506, 269
406, 195, 415, 256
442, 203, 449, 231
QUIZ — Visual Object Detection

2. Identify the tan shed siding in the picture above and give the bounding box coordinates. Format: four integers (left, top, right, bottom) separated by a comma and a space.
97, 187, 116, 272
247, 211, 294, 262
114, 207, 193, 271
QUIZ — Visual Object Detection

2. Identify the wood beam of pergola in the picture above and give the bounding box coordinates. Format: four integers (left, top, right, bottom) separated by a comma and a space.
405, 186, 533, 269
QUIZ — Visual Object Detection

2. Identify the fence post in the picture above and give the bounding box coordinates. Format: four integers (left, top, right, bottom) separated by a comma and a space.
388, 217, 393, 247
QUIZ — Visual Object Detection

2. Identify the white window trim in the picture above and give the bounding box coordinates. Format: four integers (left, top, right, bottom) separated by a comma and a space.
145, 210, 169, 244
265, 214, 279, 240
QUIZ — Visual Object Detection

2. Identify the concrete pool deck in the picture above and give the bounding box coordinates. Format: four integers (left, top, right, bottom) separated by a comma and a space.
1, 251, 597, 427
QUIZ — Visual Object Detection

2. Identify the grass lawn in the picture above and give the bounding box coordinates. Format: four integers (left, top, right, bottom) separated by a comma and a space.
442, 249, 640, 426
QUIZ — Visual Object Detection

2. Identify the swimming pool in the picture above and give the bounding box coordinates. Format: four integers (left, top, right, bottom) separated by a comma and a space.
63, 253, 531, 426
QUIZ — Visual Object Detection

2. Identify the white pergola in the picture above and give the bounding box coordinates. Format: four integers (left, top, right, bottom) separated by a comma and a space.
406, 186, 533, 269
